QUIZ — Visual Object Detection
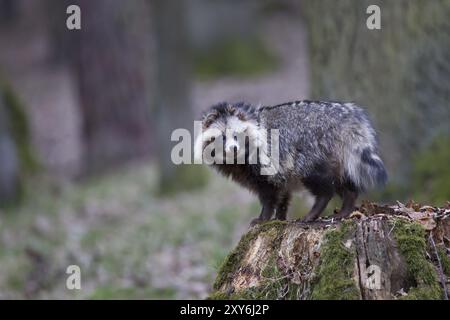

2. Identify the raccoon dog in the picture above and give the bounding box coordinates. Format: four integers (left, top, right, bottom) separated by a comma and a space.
195, 101, 387, 224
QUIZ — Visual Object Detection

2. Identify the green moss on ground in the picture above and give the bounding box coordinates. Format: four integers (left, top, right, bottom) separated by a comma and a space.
210, 252, 301, 300
310, 221, 360, 300
392, 219, 442, 300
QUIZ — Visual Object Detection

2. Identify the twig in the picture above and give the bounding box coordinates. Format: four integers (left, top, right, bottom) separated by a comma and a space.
387, 219, 397, 237
429, 232, 449, 300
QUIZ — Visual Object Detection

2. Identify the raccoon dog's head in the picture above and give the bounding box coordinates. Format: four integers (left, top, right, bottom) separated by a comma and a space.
194, 102, 262, 164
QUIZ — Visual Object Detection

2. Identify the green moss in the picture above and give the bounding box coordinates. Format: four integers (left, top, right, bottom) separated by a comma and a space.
230, 280, 300, 300
194, 37, 278, 79
392, 219, 442, 300
212, 220, 361, 300
402, 286, 442, 300
256, 254, 301, 300
212, 220, 287, 292
311, 221, 360, 300
210, 255, 301, 300
226, 250, 299, 300
437, 247, 450, 276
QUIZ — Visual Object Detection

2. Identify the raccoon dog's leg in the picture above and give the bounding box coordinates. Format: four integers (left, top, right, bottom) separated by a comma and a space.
275, 192, 291, 220
333, 189, 358, 219
300, 163, 335, 222
250, 186, 278, 226
250, 203, 275, 227
301, 194, 332, 222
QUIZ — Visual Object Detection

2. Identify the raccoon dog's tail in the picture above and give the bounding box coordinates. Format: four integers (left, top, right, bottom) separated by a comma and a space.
344, 146, 388, 193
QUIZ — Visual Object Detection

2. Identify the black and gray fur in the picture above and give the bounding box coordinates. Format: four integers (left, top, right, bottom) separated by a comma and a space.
197, 100, 387, 224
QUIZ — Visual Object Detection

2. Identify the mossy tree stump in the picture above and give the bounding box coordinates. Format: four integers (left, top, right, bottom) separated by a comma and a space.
210, 202, 450, 300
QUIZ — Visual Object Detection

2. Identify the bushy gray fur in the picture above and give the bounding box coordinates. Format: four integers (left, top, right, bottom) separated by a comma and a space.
200, 100, 387, 223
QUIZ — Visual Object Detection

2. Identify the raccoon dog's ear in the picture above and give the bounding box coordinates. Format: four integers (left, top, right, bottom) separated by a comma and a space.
203, 112, 217, 128
226, 104, 237, 114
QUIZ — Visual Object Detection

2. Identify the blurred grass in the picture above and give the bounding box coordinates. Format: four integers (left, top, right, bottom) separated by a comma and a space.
194, 37, 279, 79
0, 164, 257, 299
3, 157, 435, 299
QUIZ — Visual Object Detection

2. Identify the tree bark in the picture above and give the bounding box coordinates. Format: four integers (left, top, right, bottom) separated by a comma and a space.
210, 203, 450, 300
71, 0, 154, 175
152, 0, 207, 194
302, 0, 450, 183
0, 0, 18, 25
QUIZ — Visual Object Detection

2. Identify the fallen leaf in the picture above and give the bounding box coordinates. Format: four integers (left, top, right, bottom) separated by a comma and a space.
350, 211, 365, 219
419, 205, 435, 212
407, 211, 437, 230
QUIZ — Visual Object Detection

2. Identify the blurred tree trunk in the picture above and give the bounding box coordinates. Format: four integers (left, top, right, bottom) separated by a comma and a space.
0, 92, 20, 207
70, 0, 153, 175
302, 0, 450, 189
152, 0, 207, 194
0, 0, 18, 25
45, 0, 73, 64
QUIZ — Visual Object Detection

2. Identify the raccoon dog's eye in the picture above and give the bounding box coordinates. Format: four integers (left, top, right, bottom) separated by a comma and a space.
204, 119, 213, 128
